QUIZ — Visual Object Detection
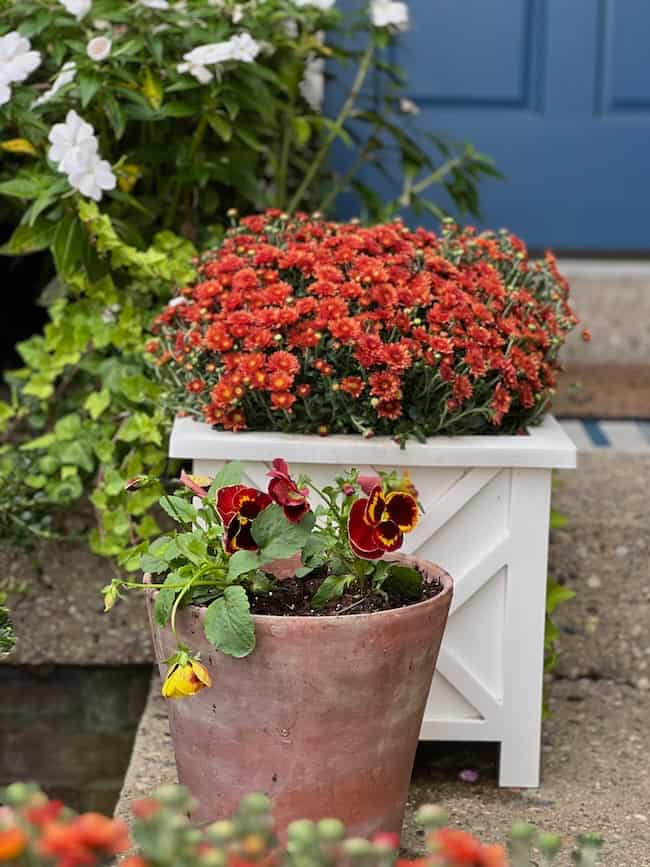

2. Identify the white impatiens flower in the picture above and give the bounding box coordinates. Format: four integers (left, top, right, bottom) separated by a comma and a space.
183, 42, 233, 66
293, 0, 336, 8
33, 61, 77, 107
48, 110, 115, 201
227, 33, 261, 62
176, 61, 213, 84
64, 140, 116, 202
180, 32, 261, 79
0, 31, 41, 104
369, 0, 408, 30
86, 36, 112, 61
141, 0, 169, 7
48, 110, 96, 169
58, 0, 92, 20
300, 55, 325, 111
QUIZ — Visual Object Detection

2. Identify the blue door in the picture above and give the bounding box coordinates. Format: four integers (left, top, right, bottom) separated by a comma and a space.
384, 0, 650, 251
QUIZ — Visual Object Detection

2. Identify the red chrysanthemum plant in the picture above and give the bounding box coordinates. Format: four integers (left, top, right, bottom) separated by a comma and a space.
149, 211, 582, 443
103, 461, 427, 698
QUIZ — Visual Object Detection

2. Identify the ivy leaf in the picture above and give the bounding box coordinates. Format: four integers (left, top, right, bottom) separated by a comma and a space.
207, 461, 245, 498
228, 549, 261, 579
204, 585, 255, 658
153, 572, 181, 627
550, 509, 568, 530
159, 495, 196, 525
311, 574, 354, 609
84, 389, 111, 420
546, 577, 576, 614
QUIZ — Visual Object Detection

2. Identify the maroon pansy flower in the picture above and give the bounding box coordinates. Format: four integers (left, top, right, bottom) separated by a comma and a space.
216, 485, 272, 552
348, 485, 418, 560
266, 458, 310, 524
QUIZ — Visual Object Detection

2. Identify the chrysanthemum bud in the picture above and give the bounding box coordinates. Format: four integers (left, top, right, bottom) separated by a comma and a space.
416, 804, 448, 830
239, 793, 271, 815
287, 819, 318, 845
317, 818, 345, 841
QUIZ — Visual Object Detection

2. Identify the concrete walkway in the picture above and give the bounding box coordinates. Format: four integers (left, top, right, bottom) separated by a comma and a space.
114, 452, 650, 866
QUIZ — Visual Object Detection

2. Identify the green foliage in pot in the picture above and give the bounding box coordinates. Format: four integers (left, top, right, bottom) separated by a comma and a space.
0, 781, 605, 867
0, 0, 496, 565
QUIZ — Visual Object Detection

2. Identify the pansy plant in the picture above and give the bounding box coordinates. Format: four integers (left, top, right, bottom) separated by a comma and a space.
104, 459, 422, 699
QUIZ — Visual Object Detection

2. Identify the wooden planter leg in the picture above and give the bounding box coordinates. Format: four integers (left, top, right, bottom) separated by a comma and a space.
499, 468, 552, 788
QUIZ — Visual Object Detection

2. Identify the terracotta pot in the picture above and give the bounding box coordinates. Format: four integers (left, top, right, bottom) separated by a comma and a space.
146, 556, 453, 839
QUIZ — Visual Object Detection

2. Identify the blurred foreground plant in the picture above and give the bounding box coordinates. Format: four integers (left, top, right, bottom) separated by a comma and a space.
0, 782, 603, 867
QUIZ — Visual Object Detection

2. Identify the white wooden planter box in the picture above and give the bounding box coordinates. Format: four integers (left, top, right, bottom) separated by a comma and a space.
170, 415, 576, 788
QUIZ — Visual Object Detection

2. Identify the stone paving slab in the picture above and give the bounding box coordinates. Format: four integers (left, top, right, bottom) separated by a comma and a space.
0, 536, 152, 666
115, 453, 650, 866
560, 272, 650, 364
553, 364, 650, 420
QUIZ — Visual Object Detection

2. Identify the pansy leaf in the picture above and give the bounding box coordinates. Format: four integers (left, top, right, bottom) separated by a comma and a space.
204, 585, 255, 658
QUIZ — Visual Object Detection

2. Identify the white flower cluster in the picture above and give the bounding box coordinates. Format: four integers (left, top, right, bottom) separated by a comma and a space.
0, 31, 41, 106
293, 0, 336, 8
178, 32, 261, 83
370, 0, 409, 30
58, 0, 92, 20
48, 110, 116, 202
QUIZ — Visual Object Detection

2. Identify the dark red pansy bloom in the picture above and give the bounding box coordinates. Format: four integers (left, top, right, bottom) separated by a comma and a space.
348, 485, 418, 559
216, 485, 272, 552
266, 458, 310, 524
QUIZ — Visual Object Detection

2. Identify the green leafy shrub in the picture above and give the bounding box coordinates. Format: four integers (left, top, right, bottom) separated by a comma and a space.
0, 0, 496, 565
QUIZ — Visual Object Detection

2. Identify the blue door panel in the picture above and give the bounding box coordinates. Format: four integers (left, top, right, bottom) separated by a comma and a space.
336, 0, 650, 250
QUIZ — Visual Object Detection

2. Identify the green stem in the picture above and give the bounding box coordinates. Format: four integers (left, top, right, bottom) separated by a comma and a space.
164, 114, 208, 229
318, 147, 370, 215
287, 41, 375, 214
411, 156, 462, 197
170, 577, 194, 643
275, 101, 295, 209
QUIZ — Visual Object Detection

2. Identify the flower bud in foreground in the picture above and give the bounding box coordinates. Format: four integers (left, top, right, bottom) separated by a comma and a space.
416, 803, 448, 830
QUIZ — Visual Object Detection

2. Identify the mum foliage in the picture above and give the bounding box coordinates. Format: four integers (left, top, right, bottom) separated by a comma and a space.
150, 212, 578, 441
0, 782, 604, 867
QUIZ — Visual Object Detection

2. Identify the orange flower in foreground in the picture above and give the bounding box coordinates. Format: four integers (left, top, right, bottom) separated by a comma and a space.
0, 827, 27, 861
429, 828, 507, 866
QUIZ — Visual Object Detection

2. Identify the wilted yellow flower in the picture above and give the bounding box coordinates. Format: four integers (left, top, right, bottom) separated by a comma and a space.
1, 138, 37, 156
118, 163, 142, 193
162, 659, 212, 699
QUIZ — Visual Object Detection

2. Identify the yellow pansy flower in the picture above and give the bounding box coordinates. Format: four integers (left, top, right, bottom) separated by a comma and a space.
161, 659, 212, 699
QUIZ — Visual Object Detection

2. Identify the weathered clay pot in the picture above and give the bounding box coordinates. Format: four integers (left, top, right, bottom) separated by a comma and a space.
147, 556, 452, 839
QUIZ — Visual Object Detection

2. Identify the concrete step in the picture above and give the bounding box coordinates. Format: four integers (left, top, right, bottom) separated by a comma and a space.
559, 260, 650, 365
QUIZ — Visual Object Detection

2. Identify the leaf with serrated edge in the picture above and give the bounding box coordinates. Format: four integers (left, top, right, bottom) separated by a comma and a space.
204, 585, 255, 658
